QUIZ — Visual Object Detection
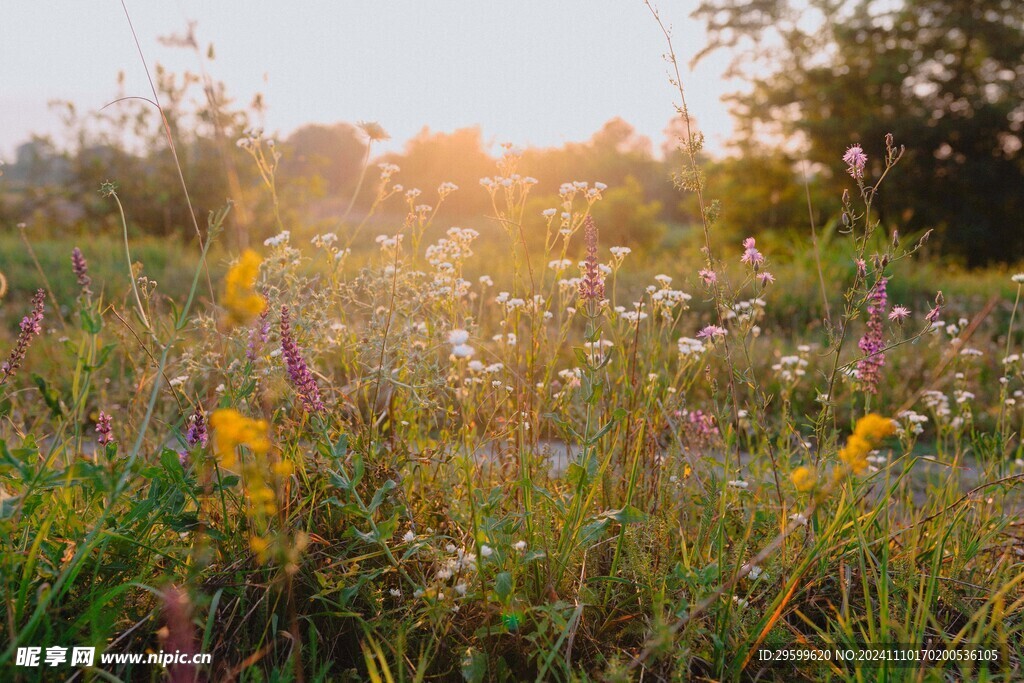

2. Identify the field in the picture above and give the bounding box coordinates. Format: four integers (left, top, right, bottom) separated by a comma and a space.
4, 3, 1024, 680
2, 133, 1024, 682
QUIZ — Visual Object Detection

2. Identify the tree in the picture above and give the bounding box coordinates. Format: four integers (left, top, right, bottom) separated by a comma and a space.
693, 0, 1024, 265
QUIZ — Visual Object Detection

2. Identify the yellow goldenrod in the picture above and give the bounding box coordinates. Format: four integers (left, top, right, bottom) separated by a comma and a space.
249, 535, 271, 564
210, 408, 270, 468
839, 413, 896, 476
791, 466, 816, 492
223, 249, 266, 324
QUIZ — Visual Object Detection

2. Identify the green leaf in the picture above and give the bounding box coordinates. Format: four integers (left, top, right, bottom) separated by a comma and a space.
160, 448, 185, 479
81, 309, 103, 334
352, 453, 365, 489
494, 571, 513, 602
87, 344, 116, 371
579, 518, 611, 545
375, 513, 399, 542
461, 648, 487, 683
600, 505, 647, 525
565, 462, 587, 487
369, 479, 396, 513
332, 434, 349, 459
31, 374, 63, 418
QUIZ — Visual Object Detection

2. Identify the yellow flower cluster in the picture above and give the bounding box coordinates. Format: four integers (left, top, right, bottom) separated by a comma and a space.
791, 466, 816, 492
210, 408, 270, 468
223, 249, 266, 324
839, 413, 896, 475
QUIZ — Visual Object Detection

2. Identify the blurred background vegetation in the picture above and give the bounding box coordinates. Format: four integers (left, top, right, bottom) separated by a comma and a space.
1, 0, 1022, 297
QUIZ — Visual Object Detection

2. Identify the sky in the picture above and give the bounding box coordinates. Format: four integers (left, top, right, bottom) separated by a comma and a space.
0, 2, 742, 161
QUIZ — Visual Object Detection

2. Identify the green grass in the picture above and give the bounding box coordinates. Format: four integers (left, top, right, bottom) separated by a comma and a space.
2, 142, 1024, 682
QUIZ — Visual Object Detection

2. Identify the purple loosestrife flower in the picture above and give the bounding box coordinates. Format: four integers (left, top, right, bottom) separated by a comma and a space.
856, 277, 887, 394
0, 289, 45, 387
71, 247, 92, 296
246, 307, 271, 362
180, 406, 208, 466
280, 306, 325, 414
844, 145, 867, 180
578, 216, 605, 303
185, 407, 208, 448
96, 411, 115, 446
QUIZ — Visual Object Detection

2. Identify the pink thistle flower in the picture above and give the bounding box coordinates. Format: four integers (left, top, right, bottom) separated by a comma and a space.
697, 324, 727, 340
0, 289, 45, 387
925, 305, 941, 323
740, 237, 764, 268
888, 305, 911, 323
698, 268, 717, 285
856, 259, 867, 278
758, 271, 775, 286
843, 144, 867, 180
280, 306, 326, 414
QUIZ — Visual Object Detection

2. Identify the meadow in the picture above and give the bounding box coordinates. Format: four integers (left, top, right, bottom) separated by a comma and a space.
3, 16, 1024, 680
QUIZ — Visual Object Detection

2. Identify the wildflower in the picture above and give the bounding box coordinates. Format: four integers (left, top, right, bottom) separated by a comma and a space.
578, 216, 605, 303
677, 337, 705, 357
185, 407, 208, 449
223, 250, 266, 325
0, 289, 45, 386
843, 144, 867, 179
743, 564, 764, 580
925, 293, 943, 323
246, 308, 271, 361
480, 544, 494, 558
697, 325, 727, 340
888, 305, 911, 323
513, 540, 527, 552
856, 278, 887, 394
448, 329, 470, 346
263, 231, 290, 248
210, 408, 270, 468
698, 268, 717, 285
758, 271, 775, 286
280, 306, 326, 414
402, 530, 415, 543
740, 237, 764, 268
96, 411, 115, 447
838, 413, 896, 475
452, 344, 475, 358
727, 479, 749, 489
71, 247, 92, 296
791, 466, 816, 492
357, 121, 390, 142
1013, 273, 1024, 284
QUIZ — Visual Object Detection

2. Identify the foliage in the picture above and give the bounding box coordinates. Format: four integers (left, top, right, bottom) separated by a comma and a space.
692, 0, 1024, 264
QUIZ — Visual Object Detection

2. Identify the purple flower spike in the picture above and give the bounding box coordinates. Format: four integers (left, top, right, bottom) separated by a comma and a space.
1, 289, 45, 386
280, 306, 325, 414
856, 277, 887, 394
